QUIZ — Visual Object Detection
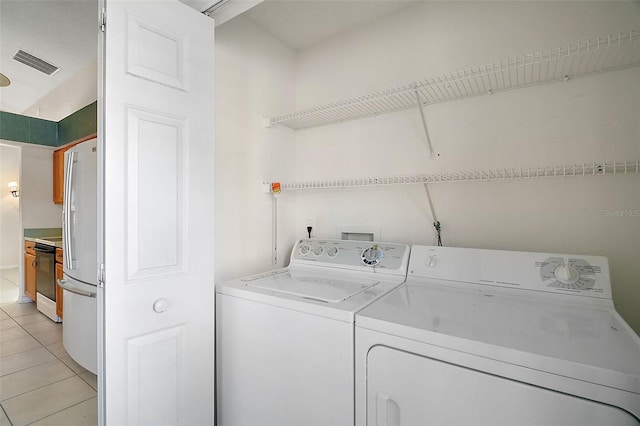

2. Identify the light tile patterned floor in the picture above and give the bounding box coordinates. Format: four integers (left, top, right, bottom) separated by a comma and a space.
0, 269, 97, 426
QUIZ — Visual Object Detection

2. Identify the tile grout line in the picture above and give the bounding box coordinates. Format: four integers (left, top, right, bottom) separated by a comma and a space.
0, 402, 14, 426
22, 395, 97, 426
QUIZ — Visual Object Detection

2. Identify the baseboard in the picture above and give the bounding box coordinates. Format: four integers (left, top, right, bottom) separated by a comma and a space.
0, 264, 19, 270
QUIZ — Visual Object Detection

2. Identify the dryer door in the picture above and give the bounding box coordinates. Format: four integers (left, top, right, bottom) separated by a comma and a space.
367, 346, 638, 426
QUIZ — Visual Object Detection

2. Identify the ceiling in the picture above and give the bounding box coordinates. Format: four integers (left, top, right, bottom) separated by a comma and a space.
0, 0, 416, 120
244, 0, 418, 51
0, 0, 98, 118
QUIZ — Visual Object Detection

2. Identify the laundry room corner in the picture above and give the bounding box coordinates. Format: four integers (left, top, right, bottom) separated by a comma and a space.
287, 1, 640, 334
214, 14, 298, 284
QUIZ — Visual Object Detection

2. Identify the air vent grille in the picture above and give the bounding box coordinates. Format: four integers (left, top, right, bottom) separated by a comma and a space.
12, 50, 59, 75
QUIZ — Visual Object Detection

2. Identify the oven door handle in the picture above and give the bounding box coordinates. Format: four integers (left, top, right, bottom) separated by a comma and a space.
34, 244, 55, 254
57, 279, 96, 298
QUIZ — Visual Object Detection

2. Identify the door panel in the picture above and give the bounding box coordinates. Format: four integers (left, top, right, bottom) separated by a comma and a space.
100, 1, 215, 424
367, 346, 638, 425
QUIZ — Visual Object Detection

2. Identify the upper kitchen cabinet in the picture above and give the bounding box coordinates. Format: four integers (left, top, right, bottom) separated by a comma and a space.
52, 132, 97, 204
53, 147, 65, 204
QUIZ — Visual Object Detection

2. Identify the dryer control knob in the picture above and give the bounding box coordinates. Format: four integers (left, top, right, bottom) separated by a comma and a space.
327, 246, 339, 257
554, 264, 580, 284
425, 255, 437, 267
312, 245, 324, 256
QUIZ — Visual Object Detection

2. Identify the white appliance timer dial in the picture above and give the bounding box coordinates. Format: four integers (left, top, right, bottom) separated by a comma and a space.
539, 256, 599, 290
312, 245, 324, 256
554, 264, 580, 284
361, 245, 384, 266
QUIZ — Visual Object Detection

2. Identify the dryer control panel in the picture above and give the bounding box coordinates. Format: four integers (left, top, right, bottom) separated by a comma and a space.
409, 245, 612, 300
292, 239, 410, 276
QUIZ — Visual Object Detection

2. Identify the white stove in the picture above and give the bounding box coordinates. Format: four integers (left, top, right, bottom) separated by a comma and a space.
355, 245, 640, 425
216, 239, 410, 426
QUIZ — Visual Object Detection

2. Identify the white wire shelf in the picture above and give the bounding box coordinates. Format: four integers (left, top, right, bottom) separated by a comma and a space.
275, 161, 640, 191
266, 30, 640, 131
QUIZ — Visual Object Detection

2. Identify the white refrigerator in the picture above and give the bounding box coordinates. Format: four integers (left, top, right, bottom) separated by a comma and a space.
58, 138, 98, 374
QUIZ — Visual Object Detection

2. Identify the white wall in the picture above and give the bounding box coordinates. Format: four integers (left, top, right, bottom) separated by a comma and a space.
22, 58, 98, 122
215, 2, 640, 332
20, 144, 63, 229
290, 1, 640, 332
0, 144, 21, 268
214, 15, 297, 283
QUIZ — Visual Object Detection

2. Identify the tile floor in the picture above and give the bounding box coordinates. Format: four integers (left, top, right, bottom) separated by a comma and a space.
0, 268, 97, 426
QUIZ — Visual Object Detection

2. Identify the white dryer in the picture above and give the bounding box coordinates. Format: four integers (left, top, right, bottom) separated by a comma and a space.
217, 239, 410, 426
355, 245, 640, 425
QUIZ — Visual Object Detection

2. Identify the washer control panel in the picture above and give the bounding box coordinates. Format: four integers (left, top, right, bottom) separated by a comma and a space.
409, 245, 612, 299
538, 257, 601, 290
292, 239, 410, 274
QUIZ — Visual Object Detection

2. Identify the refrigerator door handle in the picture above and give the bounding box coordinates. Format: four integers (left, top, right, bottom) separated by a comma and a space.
58, 279, 96, 298
63, 150, 76, 271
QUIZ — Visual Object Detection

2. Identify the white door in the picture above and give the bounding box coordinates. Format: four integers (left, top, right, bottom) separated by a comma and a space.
99, 1, 215, 424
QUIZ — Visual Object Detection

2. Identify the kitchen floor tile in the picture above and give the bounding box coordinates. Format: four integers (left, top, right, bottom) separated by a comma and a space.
0, 318, 18, 331
78, 371, 97, 391
0, 326, 30, 343
0, 347, 56, 377
0, 406, 10, 426
0, 301, 97, 425
29, 397, 98, 426
0, 281, 18, 306
1, 302, 37, 318
0, 360, 76, 401
1, 376, 96, 426
12, 312, 50, 326
46, 343, 87, 375
0, 269, 18, 284
0, 335, 41, 357
23, 321, 62, 346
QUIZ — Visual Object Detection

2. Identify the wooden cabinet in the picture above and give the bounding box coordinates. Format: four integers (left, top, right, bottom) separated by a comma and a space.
55, 247, 64, 319
56, 262, 64, 318
55, 247, 63, 264
53, 147, 66, 204
52, 133, 97, 204
24, 242, 37, 301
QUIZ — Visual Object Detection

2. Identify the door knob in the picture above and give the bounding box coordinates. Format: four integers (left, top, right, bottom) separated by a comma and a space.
153, 298, 168, 313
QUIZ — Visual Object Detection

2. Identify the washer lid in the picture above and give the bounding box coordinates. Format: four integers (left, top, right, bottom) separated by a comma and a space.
245, 270, 379, 303
357, 281, 640, 394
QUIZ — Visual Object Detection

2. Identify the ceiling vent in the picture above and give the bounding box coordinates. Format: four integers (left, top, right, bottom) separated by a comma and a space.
12, 50, 59, 75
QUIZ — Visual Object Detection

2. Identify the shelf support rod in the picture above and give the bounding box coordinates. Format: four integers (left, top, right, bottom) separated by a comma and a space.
414, 90, 435, 158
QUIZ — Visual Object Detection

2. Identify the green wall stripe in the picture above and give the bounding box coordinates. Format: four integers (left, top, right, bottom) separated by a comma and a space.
0, 101, 97, 147
57, 101, 97, 146
0, 111, 58, 146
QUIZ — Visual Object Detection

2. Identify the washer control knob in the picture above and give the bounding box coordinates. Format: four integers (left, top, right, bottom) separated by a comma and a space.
153, 299, 168, 313
312, 245, 324, 256
362, 245, 384, 266
299, 244, 311, 256
326, 246, 339, 257
425, 255, 437, 267
554, 264, 580, 284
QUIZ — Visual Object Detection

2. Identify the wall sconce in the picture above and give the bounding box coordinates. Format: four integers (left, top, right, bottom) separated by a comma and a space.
8, 181, 19, 197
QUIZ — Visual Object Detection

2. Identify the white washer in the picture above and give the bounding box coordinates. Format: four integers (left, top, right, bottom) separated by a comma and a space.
216, 239, 410, 426
356, 245, 640, 425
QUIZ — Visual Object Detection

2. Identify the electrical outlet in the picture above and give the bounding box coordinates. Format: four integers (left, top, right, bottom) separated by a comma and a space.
305, 218, 316, 237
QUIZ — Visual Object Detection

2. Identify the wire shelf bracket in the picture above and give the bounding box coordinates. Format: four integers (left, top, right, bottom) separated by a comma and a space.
270, 161, 639, 192
265, 30, 640, 131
